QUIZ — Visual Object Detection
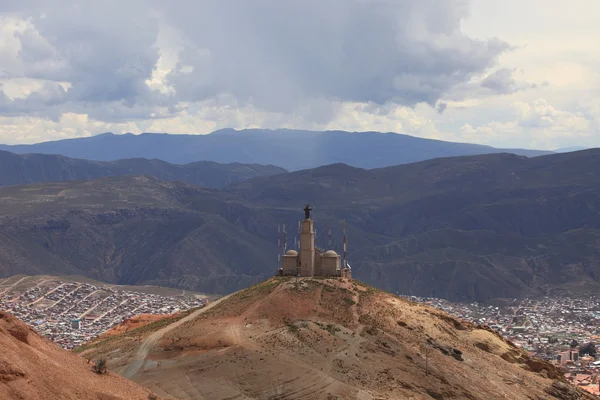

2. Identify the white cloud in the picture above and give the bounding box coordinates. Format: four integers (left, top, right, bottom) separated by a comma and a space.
512, 99, 592, 135
323, 102, 442, 140
450, 99, 595, 150
0, 113, 140, 144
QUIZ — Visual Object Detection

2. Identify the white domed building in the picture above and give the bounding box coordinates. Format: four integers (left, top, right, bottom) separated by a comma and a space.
281, 205, 346, 278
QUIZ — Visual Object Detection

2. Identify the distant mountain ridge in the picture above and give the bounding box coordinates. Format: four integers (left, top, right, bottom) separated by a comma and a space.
1, 149, 600, 302
0, 150, 286, 188
0, 129, 553, 170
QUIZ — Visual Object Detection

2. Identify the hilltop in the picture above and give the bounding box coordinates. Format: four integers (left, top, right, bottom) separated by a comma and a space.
0, 310, 155, 400
78, 278, 592, 400
0, 129, 552, 170
1, 150, 600, 300
0, 149, 285, 189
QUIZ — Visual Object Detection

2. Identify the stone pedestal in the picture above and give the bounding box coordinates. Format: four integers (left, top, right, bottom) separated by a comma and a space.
300, 219, 315, 276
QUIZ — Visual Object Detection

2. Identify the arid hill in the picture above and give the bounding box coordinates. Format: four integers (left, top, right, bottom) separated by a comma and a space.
0, 310, 156, 400
77, 278, 592, 400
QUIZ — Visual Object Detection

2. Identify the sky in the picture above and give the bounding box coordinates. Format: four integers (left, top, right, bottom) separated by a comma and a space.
0, 0, 598, 150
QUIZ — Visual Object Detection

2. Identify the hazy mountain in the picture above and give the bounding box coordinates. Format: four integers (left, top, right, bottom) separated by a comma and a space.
78, 278, 589, 400
0, 129, 553, 170
0, 149, 600, 302
0, 150, 286, 189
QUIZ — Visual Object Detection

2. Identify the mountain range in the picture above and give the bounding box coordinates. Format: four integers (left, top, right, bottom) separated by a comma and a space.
0, 129, 552, 170
0, 149, 599, 302
0, 150, 285, 189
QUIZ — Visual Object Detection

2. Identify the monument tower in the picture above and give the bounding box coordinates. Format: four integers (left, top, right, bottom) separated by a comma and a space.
281, 204, 350, 278
300, 204, 315, 276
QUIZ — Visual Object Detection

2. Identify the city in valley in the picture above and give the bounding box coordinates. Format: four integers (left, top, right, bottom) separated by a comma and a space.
0, 275, 206, 349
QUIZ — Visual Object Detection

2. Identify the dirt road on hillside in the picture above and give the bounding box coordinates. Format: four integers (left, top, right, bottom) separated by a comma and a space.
122, 293, 233, 379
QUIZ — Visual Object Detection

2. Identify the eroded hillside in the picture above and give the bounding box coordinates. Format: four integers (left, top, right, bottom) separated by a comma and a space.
78, 278, 591, 400
2, 151, 600, 301
0, 310, 156, 400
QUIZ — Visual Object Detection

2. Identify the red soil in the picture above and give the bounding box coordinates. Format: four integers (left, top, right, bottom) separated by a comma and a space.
0, 310, 157, 400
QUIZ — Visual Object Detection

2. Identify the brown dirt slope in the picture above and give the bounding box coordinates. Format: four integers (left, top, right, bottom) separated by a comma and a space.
81, 277, 595, 400
0, 310, 157, 400
101, 314, 176, 338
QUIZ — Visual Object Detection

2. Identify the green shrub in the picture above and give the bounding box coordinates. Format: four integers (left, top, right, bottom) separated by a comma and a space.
93, 358, 107, 374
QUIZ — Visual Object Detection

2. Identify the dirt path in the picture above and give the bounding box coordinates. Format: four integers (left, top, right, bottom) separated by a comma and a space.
28, 282, 66, 306
0, 276, 28, 297
331, 291, 364, 369
122, 293, 233, 379
350, 291, 361, 326
226, 323, 244, 347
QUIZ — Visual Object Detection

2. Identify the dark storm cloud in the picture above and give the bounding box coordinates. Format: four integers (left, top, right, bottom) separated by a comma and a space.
0, 88, 12, 112
31, 2, 160, 103
479, 68, 542, 96
0, 0, 511, 121
0, 0, 164, 120
481, 68, 520, 94
436, 102, 448, 114
161, 0, 510, 112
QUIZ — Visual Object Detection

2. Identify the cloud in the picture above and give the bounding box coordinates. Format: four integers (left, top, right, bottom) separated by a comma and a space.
512, 99, 591, 133
0, 113, 141, 144
481, 68, 520, 93
436, 102, 448, 114
451, 98, 597, 150
482, 68, 545, 94
0, 0, 598, 150
442, 68, 542, 102
160, 1, 509, 112
0, 1, 166, 121
0, 0, 510, 124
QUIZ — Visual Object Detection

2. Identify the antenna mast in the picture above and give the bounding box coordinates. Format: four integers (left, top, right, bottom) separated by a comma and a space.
283, 224, 287, 253
277, 224, 281, 263
328, 226, 332, 250
343, 219, 347, 268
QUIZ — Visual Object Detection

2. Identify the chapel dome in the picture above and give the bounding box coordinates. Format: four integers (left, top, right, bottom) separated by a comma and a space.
324, 250, 338, 257
286, 250, 298, 256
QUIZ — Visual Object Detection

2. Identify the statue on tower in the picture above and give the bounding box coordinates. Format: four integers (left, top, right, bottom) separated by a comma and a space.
304, 204, 312, 220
